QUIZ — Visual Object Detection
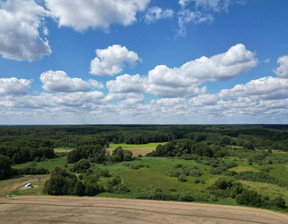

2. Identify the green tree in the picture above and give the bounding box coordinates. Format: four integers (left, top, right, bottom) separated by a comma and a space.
0, 154, 13, 180
72, 159, 91, 173
75, 181, 85, 196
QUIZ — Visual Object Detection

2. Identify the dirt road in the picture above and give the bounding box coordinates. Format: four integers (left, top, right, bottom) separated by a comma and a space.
1, 196, 288, 224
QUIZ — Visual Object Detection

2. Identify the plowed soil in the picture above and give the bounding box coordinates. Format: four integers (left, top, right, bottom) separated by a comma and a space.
1, 196, 288, 224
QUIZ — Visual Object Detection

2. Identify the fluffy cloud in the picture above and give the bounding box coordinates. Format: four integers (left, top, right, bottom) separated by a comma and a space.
104, 44, 256, 98
40, 70, 92, 92
274, 55, 288, 78
0, 91, 104, 109
45, 0, 150, 32
0, 0, 51, 61
145, 7, 174, 23
220, 76, 288, 100
106, 74, 145, 93
88, 79, 105, 89
90, 45, 140, 76
147, 43, 256, 97
152, 44, 256, 82
189, 94, 219, 106
0, 77, 32, 95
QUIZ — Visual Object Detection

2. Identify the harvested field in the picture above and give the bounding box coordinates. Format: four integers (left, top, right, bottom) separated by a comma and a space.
0, 196, 288, 224
108, 147, 154, 156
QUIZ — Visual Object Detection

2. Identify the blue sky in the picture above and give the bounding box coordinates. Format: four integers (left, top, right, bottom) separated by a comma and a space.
0, 0, 288, 124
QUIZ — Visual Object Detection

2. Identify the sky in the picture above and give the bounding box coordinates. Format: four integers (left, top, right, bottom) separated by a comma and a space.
0, 0, 288, 125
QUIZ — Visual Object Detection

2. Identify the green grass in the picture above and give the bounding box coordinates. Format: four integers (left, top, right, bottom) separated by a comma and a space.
12, 156, 72, 171
96, 157, 215, 198
54, 147, 74, 153
109, 142, 167, 149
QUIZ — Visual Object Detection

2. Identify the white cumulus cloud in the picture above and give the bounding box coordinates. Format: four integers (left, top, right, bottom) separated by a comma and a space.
0, 0, 51, 61
274, 55, 288, 78
106, 74, 145, 93
88, 79, 105, 89
40, 70, 92, 92
147, 43, 256, 97
154, 43, 256, 82
145, 7, 174, 23
219, 76, 288, 100
0, 77, 32, 95
45, 0, 150, 32
104, 44, 256, 98
90, 45, 140, 76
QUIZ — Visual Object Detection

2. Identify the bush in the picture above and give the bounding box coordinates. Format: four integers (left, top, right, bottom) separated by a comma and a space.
18, 166, 49, 175
85, 183, 101, 196
272, 197, 286, 209
74, 181, 85, 196
72, 159, 91, 173
174, 163, 183, 168
106, 176, 130, 193
179, 193, 194, 202
235, 190, 263, 207
178, 175, 187, 182
43, 167, 77, 195
111, 147, 133, 162
125, 164, 150, 170
194, 179, 200, 184
167, 171, 181, 177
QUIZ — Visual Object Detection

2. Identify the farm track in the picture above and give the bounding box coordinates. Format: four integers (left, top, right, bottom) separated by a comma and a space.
1, 196, 288, 224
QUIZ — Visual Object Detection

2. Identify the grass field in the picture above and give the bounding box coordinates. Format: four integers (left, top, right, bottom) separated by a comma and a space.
5, 145, 288, 211
109, 142, 167, 149
12, 156, 72, 171
54, 147, 74, 153
108, 142, 167, 156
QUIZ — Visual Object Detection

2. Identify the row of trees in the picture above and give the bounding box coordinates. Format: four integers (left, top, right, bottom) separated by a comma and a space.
67, 145, 133, 164
0, 145, 55, 164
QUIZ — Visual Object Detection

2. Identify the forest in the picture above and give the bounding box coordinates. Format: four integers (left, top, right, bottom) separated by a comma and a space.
1, 125, 288, 212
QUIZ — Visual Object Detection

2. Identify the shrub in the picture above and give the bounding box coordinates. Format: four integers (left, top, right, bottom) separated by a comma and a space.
194, 179, 200, 184
167, 171, 181, 177
179, 193, 194, 202
174, 163, 183, 168
72, 159, 91, 173
74, 181, 85, 196
43, 167, 77, 195
178, 175, 187, 182
18, 166, 49, 175
272, 197, 287, 209
106, 176, 130, 193
235, 190, 263, 207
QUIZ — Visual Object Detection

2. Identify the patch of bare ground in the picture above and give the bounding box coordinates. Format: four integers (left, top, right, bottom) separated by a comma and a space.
108, 148, 154, 156
1, 196, 288, 224
126, 148, 154, 156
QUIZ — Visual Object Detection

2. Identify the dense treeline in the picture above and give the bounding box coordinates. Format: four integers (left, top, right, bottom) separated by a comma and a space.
1, 125, 288, 152
2, 124, 288, 165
